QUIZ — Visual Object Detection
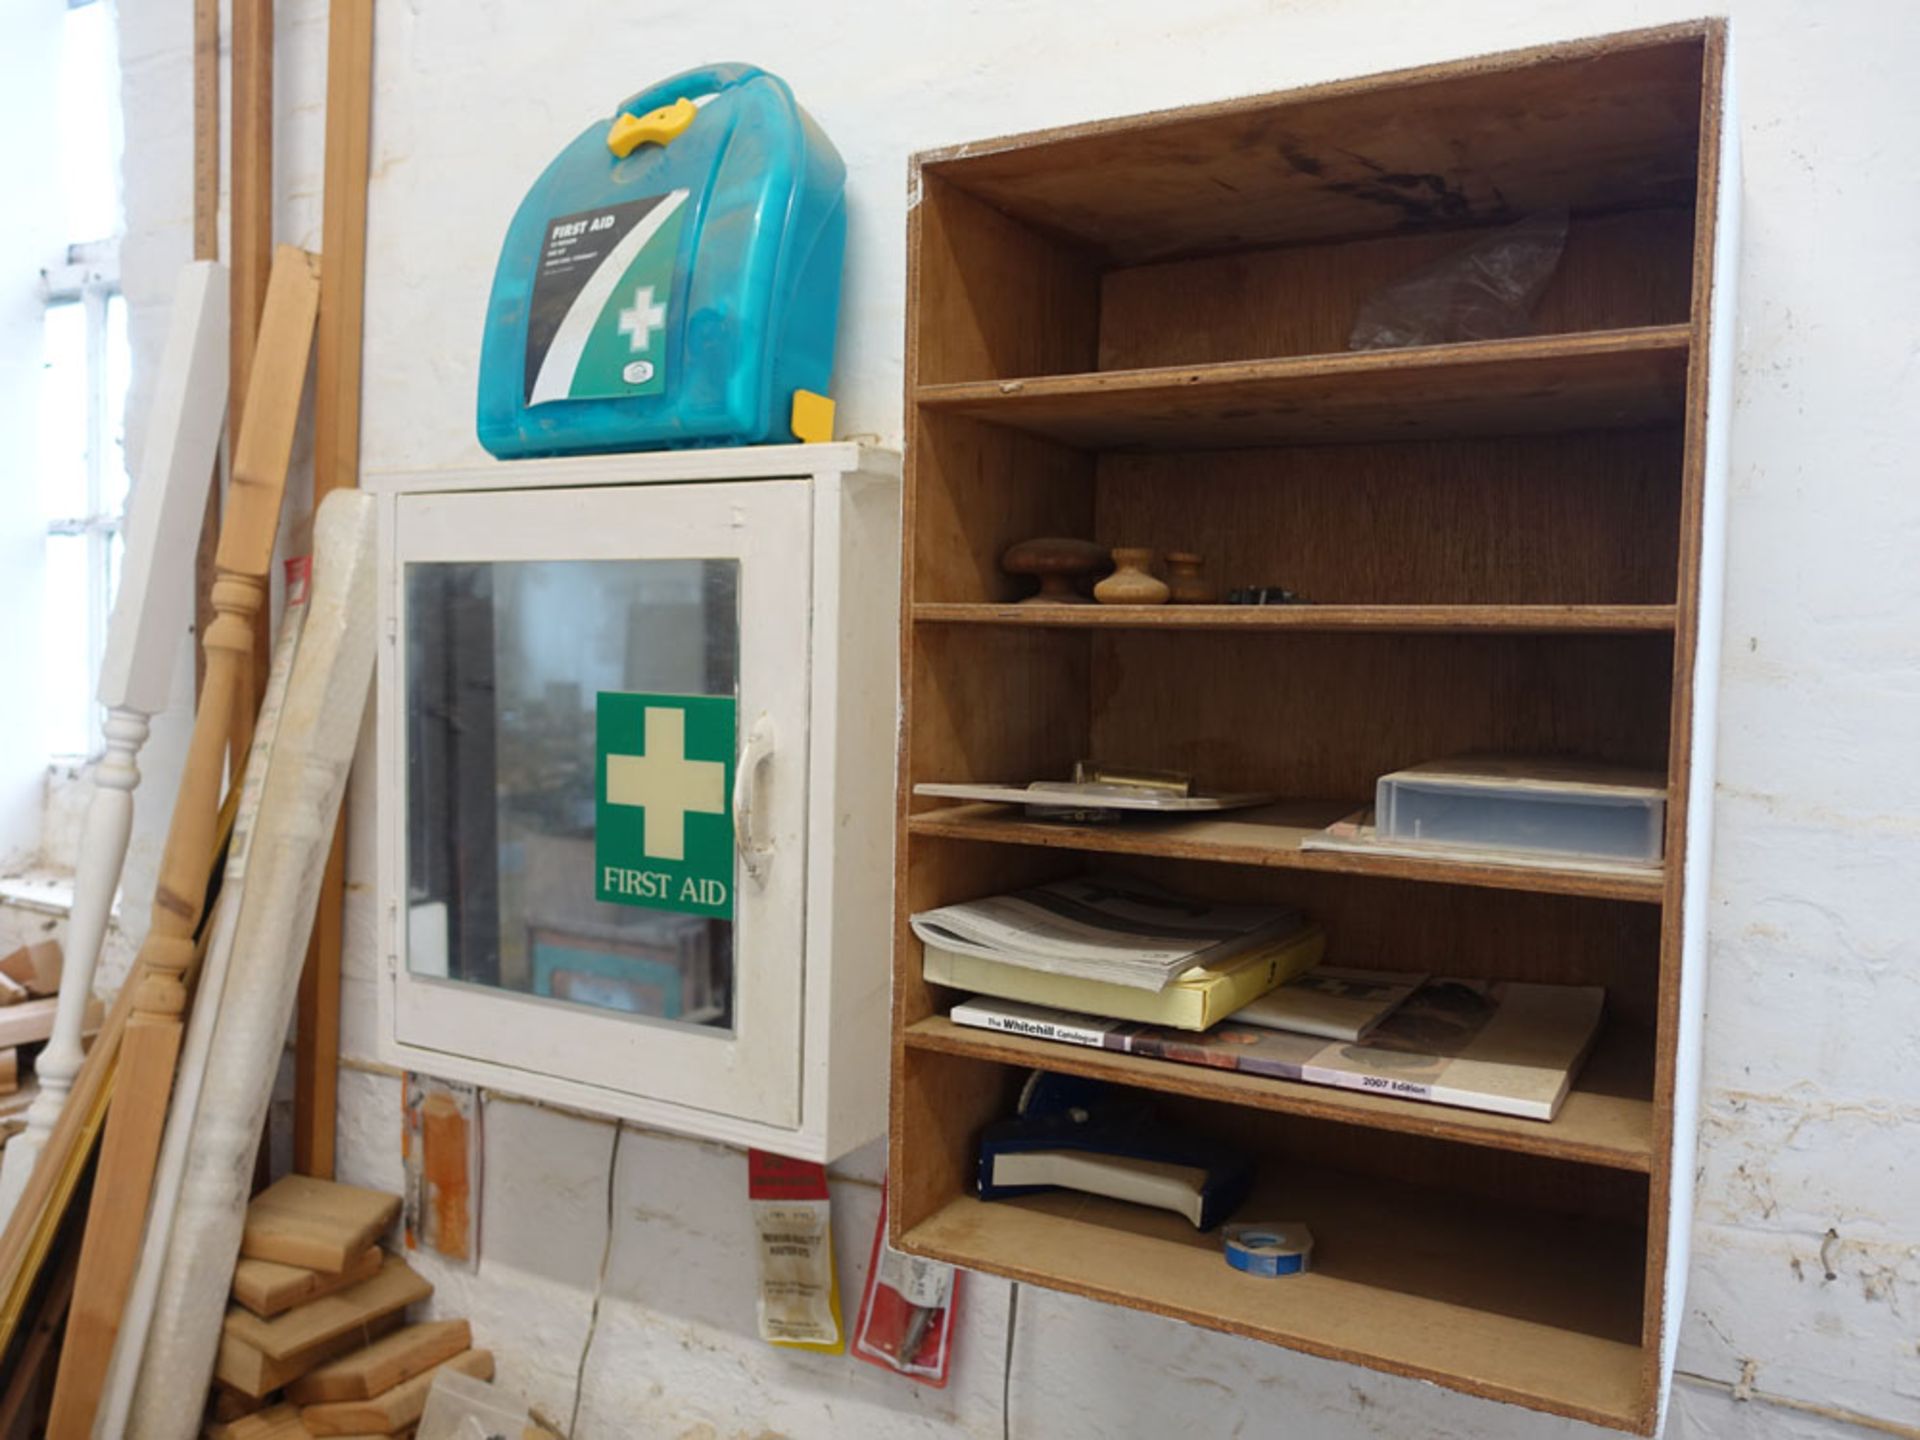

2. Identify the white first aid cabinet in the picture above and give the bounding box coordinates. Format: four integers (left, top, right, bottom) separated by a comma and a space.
370, 443, 897, 1160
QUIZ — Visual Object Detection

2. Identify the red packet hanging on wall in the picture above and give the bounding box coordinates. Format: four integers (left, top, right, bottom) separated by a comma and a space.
851, 1181, 958, 1387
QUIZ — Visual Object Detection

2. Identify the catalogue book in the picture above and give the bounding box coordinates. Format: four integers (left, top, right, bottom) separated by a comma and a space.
950, 978, 1605, 1121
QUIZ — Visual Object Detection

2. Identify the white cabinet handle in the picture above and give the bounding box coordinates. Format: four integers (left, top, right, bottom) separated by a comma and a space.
733, 715, 776, 887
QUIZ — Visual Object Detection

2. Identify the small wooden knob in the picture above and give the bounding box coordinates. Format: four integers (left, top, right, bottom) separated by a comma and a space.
1164, 551, 1216, 605
1001, 537, 1109, 604
1093, 548, 1170, 605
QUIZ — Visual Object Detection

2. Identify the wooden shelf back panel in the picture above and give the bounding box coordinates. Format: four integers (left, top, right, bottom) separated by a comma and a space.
909, 412, 1095, 604
1094, 427, 1684, 607
918, 27, 1706, 264
902, 835, 1664, 1027
905, 800, 1667, 907
911, 175, 1100, 386
915, 604, 1678, 635
906, 625, 1091, 794
906, 1016, 1654, 1170
1098, 206, 1697, 371
1085, 628, 1673, 799
1155, 855, 1662, 1029
915, 327, 1691, 451
888, 1044, 1027, 1234
921, 426, 1686, 611
898, 1172, 1649, 1429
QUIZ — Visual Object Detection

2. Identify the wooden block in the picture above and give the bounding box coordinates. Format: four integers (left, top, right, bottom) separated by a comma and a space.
400, 1076, 477, 1264
0, 994, 101, 1050
0, 940, 62, 996
0, 972, 27, 1006
217, 1307, 404, 1399
288, 1319, 470, 1404
210, 1384, 272, 1422
244, 1175, 401, 1272
301, 1349, 492, 1437
204, 1401, 311, 1439
225, 1254, 428, 1362
0, 998, 57, 1050
0, 1049, 16, 1096
234, 1244, 382, 1318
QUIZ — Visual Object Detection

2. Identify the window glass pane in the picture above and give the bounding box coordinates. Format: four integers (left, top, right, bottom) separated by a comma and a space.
404, 559, 741, 1033
38, 303, 88, 520
59, 1, 121, 241
104, 292, 131, 516
42, 534, 92, 757
106, 529, 124, 619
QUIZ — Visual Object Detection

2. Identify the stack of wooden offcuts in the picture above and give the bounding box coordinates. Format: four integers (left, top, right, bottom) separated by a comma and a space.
208, 1175, 491, 1439
0, 941, 97, 1114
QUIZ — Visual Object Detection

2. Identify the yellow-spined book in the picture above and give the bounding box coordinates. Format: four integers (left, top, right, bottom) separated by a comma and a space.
921, 924, 1325, 1030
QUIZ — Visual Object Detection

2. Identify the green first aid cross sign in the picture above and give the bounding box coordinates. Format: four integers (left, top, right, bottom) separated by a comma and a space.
596, 692, 736, 918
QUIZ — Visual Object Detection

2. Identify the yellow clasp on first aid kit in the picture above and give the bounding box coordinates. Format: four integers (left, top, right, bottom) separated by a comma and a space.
608, 96, 697, 157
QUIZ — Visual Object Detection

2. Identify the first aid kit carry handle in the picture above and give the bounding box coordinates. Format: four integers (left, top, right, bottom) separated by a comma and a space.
616, 63, 766, 125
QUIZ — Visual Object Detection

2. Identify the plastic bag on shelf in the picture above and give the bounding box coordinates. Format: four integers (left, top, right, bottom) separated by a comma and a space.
1348, 208, 1569, 350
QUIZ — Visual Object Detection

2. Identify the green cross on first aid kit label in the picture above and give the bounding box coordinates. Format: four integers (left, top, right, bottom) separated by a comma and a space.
596, 691, 736, 918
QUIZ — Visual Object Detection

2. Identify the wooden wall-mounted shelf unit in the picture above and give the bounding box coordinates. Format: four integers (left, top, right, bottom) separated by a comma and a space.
889, 22, 1734, 1434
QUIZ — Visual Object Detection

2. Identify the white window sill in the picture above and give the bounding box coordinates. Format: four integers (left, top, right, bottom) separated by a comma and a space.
0, 868, 78, 919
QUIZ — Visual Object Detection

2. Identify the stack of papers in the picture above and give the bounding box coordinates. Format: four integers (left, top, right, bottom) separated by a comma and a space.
910, 876, 1303, 992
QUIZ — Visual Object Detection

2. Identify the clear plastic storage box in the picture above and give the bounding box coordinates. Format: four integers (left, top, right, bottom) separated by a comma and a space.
1375, 757, 1666, 864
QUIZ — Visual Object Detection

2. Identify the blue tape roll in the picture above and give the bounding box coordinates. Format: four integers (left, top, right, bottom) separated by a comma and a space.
1223, 1222, 1313, 1277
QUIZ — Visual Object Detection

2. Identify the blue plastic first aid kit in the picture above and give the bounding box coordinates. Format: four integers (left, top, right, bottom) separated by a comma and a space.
477, 64, 846, 458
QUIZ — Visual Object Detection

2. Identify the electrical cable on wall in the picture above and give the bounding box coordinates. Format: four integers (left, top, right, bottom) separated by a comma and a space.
1002, 1280, 1021, 1440
570, 1120, 625, 1436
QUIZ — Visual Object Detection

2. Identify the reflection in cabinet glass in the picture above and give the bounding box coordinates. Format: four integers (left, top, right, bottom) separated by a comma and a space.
373, 444, 899, 1160
404, 558, 739, 1031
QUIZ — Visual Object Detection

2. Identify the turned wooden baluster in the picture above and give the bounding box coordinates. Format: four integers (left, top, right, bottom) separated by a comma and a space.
0, 263, 228, 1218
0, 710, 141, 1210
46, 245, 318, 1439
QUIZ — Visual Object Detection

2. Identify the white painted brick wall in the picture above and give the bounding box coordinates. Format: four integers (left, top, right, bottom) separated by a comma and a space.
113, 1, 1920, 1435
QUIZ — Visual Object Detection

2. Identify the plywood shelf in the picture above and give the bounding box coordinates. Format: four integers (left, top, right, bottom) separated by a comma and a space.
907, 801, 1666, 903
905, 1016, 1654, 1171
913, 602, 1678, 635
914, 327, 1690, 450
899, 1169, 1650, 1432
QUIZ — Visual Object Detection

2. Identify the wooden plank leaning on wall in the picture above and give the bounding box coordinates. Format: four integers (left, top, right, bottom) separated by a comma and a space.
297, 0, 377, 1181
191, 0, 219, 694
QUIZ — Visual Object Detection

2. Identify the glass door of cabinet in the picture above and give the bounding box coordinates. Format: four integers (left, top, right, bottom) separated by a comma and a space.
391, 480, 810, 1126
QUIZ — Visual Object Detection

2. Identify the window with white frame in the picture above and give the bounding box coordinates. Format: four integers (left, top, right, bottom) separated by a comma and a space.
37, 0, 128, 760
